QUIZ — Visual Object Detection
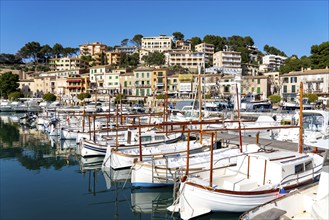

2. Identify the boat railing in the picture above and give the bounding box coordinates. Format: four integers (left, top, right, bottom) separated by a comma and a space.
279, 163, 322, 187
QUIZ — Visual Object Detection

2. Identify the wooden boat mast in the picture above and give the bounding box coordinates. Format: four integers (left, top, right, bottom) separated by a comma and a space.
299, 82, 303, 153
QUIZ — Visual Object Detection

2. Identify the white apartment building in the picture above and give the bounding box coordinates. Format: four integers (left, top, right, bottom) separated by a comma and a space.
89, 65, 112, 93
165, 50, 205, 71
195, 42, 214, 63
262, 54, 287, 72
213, 51, 241, 68
49, 57, 88, 71
115, 46, 138, 55
141, 35, 173, 52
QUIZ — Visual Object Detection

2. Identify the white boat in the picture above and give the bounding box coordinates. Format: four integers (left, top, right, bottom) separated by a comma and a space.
227, 115, 280, 139
0, 101, 12, 112
277, 110, 329, 148
131, 144, 260, 188
240, 146, 329, 220
81, 130, 183, 157
109, 140, 208, 170
168, 149, 323, 219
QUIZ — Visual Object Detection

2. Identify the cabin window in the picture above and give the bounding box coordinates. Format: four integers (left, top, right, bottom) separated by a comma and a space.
295, 163, 304, 174
305, 160, 313, 171
155, 136, 165, 141
141, 136, 152, 142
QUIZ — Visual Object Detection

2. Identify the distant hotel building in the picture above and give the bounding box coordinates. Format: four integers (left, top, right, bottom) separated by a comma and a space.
49, 57, 88, 71
165, 50, 205, 71
140, 35, 174, 62
213, 50, 241, 68
260, 54, 287, 72
195, 42, 214, 63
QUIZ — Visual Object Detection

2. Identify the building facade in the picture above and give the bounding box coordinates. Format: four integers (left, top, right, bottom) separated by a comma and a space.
49, 57, 88, 71
262, 54, 287, 72
213, 51, 241, 68
280, 68, 329, 102
165, 50, 205, 71
133, 67, 153, 96
195, 42, 214, 63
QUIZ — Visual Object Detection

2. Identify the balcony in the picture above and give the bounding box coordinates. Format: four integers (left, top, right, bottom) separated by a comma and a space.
306, 78, 324, 82
135, 85, 151, 88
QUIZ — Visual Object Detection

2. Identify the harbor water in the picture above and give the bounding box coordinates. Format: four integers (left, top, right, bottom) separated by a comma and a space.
0, 113, 241, 220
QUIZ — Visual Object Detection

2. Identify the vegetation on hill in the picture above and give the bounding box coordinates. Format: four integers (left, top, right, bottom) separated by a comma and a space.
0, 72, 19, 98
0, 34, 328, 73
280, 41, 329, 73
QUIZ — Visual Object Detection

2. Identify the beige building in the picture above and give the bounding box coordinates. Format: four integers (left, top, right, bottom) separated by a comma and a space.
263, 71, 280, 94
241, 75, 270, 99
165, 50, 205, 71
106, 52, 121, 66
79, 42, 107, 56
133, 67, 153, 96
141, 35, 173, 52
120, 72, 134, 95
280, 68, 329, 102
176, 40, 191, 50
49, 57, 88, 71
167, 74, 179, 95
195, 42, 214, 63
103, 71, 121, 95
213, 51, 241, 68
140, 35, 174, 63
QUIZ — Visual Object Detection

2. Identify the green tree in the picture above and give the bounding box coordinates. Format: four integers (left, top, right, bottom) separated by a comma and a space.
77, 93, 91, 104
190, 37, 202, 51
142, 51, 165, 66
310, 41, 329, 69
0, 72, 19, 98
8, 91, 23, 101
63, 47, 79, 57
121, 39, 129, 47
115, 94, 126, 104
203, 35, 226, 52
263, 44, 286, 56
168, 65, 188, 73
268, 94, 281, 103
43, 93, 57, 102
156, 94, 165, 99
172, 32, 184, 41
304, 93, 318, 103
52, 43, 64, 58
17, 41, 41, 63
39, 44, 53, 63
0, 53, 23, 65
280, 56, 311, 73
244, 36, 254, 47
131, 34, 143, 48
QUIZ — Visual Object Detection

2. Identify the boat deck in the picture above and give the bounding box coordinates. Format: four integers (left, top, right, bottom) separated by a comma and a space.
215, 132, 314, 152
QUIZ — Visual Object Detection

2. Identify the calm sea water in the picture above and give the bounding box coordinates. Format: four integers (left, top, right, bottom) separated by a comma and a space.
0, 113, 241, 220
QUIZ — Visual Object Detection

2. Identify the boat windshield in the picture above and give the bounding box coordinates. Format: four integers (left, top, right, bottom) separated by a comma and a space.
303, 113, 324, 131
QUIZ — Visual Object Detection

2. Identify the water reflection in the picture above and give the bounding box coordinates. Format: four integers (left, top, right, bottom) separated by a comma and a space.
1, 113, 242, 220
0, 114, 79, 170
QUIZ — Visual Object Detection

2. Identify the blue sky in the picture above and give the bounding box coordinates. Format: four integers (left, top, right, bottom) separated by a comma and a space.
1, 0, 328, 57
